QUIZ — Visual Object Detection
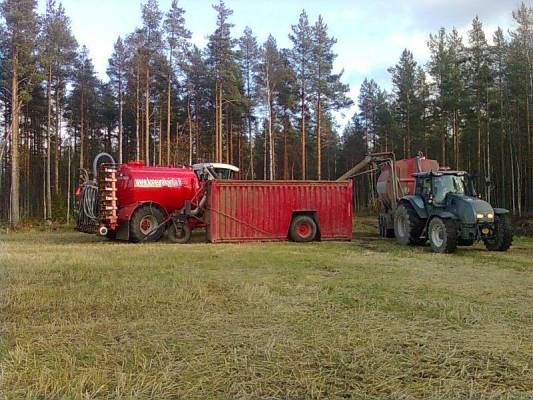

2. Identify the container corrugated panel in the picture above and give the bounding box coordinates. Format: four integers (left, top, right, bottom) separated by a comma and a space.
206, 180, 353, 243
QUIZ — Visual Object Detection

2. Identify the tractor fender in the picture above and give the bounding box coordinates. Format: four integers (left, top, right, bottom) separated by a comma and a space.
117, 201, 168, 221
493, 207, 510, 215
399, 196, 428, 219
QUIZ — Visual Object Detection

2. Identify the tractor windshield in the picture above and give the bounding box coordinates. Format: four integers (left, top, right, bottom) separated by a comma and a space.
433, 175, 466, 203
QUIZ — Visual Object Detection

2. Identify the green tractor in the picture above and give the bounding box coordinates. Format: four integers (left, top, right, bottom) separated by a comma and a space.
394, 171, 513, 253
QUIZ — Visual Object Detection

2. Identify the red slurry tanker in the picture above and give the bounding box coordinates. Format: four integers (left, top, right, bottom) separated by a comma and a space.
76, 153, 353, 243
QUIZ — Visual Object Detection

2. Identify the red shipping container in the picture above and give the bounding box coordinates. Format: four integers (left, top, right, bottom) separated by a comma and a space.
206, 180, 353, 243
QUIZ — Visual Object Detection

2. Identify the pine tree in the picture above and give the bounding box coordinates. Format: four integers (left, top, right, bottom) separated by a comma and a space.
141, 0, 163, 165
107, 37, 127, 163
164, 0, 190, 165
467, 16, 492, 183
289, 10, 313, 179
311, 15, 351, 179
509, 2, 532, 212
68, 46, 100, 170
237, 26, 259, 178
0, 0, 39, 227
207, 0, 240, 163
388, 49, 425, 158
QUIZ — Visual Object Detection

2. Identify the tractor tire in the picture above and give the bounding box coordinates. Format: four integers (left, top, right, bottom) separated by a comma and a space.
394, 203, 425, 246
130, 205, 165, 243
167, 222, 192, 244
289, 215, 317, 243
428, 217, 457, 253
484, 214, 513, 252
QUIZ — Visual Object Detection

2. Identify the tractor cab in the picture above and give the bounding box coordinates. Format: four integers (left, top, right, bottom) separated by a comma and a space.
192, 163, 240, 181
414, 171, 475, 205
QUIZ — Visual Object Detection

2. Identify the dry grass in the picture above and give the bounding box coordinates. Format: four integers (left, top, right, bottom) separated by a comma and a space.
1, 217, 532, 399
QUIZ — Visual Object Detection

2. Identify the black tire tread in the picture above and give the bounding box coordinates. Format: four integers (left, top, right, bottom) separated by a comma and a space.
484, 214, 513, 252
289, 215, 317, 243
167, 223, 192, 244
130, 206, 165, 243
429, 217, 457, 253
394, 203, 425, 246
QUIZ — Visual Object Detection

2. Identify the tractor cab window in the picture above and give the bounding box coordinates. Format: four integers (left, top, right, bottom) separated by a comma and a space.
213, 168, 235, 180
432, 175, 465, 204
415, 177, 432, 196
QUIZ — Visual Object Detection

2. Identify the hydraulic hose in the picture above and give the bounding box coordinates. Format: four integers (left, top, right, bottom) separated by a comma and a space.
77, 152, 116, 231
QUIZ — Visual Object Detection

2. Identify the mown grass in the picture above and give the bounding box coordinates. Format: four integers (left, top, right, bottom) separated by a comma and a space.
1, 217, 532, 399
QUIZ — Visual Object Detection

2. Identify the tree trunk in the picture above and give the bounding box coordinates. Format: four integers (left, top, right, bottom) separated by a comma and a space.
55, 81, 61, 195
135, 62, 140, 161
195, 96, 200, 162
187, 97, 193, 165
301, 86, 306, 180
267, 69, 273, 180
316, 96, 321, 180
46, 66, 52, 219
167, 50, 172, 166
10, 50, 20, 227
80, 85, 85, 170
215, 81, 219, 161
118, 76, 123, 164
159, 105, 163, 165
145, 67, 150, 165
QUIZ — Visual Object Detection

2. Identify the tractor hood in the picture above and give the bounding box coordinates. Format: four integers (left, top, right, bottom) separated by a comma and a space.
448, 194, 494, 224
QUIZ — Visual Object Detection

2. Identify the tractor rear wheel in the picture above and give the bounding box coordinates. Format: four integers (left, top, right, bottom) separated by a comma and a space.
130, 205, 165, 243
394, 203, 425, 246
428, 217, 457, 253
167, 222, 192, 244
289, 215, 317, 242
484, 214, 513, 251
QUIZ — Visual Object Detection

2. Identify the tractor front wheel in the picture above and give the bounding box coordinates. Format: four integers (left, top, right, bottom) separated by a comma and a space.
394, 203, 425, 246
428, 217, 457, 253
484, 214, 513, 252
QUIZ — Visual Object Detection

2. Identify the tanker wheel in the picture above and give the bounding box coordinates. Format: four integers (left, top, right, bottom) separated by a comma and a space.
484, 214, 513, 252
394, 203, 425, 246
289, 215, 317, 243
130, 206, 165, 243
167, 222, 192, 244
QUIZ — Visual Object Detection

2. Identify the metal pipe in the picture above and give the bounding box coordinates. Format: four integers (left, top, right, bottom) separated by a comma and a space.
92, 152, 116, 182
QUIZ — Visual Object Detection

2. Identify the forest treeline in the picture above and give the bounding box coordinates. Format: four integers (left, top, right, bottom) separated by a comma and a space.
0, 0, 531, 226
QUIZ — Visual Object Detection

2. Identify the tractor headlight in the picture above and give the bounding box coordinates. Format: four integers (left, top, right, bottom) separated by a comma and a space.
487, 213, 494, 220
476, 213, 484, 219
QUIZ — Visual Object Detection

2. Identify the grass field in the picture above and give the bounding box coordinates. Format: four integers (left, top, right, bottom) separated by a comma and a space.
1, 218, 532, 399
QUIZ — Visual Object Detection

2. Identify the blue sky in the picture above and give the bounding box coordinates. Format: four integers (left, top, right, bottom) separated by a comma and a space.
37, 0, 518, 125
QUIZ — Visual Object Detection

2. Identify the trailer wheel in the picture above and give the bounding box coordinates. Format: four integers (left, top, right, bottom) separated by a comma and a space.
428, 217, 457, 253
167, 223, 192, 244
484, 214, 513, 251
290, 215, 317, 242
394, 203, 425, 245
130, 205, 165, 243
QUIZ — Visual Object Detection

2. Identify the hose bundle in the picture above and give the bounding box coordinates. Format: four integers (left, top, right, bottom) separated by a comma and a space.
76, 152, 116, 233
